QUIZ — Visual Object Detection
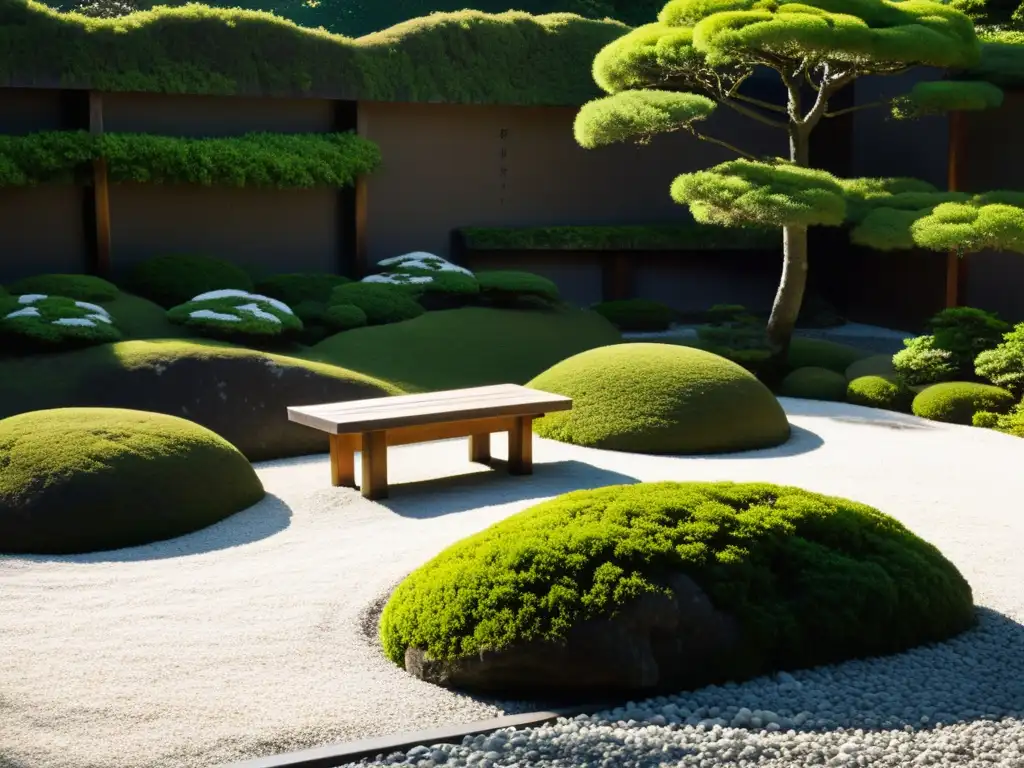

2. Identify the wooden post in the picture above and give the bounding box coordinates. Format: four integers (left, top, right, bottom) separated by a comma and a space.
945, 110, 967, 308
601, 253, 632, 302
361, 430, 388, 500
468, 433, 492, 465
88, 91, 112, 278
352, 102, 370, 279
507, 416, 533, 476
329, 434, 356, 488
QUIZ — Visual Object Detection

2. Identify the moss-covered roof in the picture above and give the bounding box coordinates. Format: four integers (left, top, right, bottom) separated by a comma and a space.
0, 1, 628, 105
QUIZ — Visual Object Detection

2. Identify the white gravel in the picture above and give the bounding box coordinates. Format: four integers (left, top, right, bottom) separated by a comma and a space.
2, 399, 1023, 768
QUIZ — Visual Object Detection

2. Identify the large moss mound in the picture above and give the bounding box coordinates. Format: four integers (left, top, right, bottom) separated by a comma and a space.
307, 306, 621, 392
911, 381, 1015, 425
0, 340, 399, 461
380, 481, 974, 694
0, 408, 265, 554
778, 366, 849, 401
527, 343, 790, 454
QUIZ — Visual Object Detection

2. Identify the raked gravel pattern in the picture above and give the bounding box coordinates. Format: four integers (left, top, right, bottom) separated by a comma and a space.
2, 399, 1023, 767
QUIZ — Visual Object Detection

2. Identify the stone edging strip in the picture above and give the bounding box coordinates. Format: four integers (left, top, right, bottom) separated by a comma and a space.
221, 703, 615, 768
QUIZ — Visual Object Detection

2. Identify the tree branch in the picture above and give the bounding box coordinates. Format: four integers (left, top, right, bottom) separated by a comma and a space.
731, 92, 789, 113
718, 97, 789, 129
686, 126, 757, 160
823, 99, 889, 118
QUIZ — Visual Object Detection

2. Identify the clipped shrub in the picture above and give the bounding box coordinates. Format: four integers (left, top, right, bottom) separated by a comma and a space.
475, 270, 561, 306
380, 481, 974, 695
0, 294, 121, 352
975, 323, 1024, 395
911, 381, 1015, 425
377, 252, 474, 276
893, 335, 958, 386
324, 303, 369, 331
7, 274, 119, 302
928, 306, 1009, 371
847, 375, 914, 412
0, 407, 265, 554
593, 299, 674, 331
700, 304, 759, 325
127, 254, 254, 309
778, 366, 848, 401
528, 343, 790, 454
329, 282, 425, 326
846, 353, 896, 381
254, 273, 352, 306
167, 289, 302, 341
973, 403, 1024, 437
787, 337, 870, 374
365, 269, 480, 308
972, 410, 1002, 429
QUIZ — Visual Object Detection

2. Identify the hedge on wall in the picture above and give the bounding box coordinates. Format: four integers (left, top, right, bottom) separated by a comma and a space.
0, 130, 381, 188
0, 2, 628, 105
459, 224, 780, 251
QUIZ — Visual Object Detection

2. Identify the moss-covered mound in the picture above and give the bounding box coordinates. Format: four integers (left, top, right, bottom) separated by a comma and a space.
380, 481, 974, 695
0, 407, 265, 554
527, 343, 790, 454
0, 339, 399, 461
847, 375, 914, 412
126, 254, 255, 309
329, 282, 425, 326
254, 273, 352, 307
786, 338, 870, 374
475, 270, 561, 306
593, 299, 675, 331
911, 381, 1016, 425
1, 294, 121, 352
308, 306, 621, 392
846, 353, 897, 381
778, 366, 849, 402
6, 274, 119, 301
167, 289, 303, 341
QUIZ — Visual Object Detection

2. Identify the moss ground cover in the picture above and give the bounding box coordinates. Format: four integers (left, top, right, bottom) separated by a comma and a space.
5, 274, 119, 301
1, 294, 122, 352
778, 367, 849, 402
380, 481, 974, 684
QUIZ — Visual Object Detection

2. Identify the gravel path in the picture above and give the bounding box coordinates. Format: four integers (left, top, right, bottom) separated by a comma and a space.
2, 399, 1022, 768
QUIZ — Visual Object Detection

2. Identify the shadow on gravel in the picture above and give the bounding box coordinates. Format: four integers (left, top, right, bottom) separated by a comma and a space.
679, 425, 825, 461
378, 460, 639, 519
782, 399, 939, 431
6, 493, 294, 564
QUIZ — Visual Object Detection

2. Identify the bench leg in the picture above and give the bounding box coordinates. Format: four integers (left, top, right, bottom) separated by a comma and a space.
329, 434, 357, 488
508, 416, 533, 476
468, 433, 492, 465
361, 430, 389, 500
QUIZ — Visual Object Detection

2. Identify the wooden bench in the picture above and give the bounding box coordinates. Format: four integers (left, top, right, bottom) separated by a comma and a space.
286, 384, 573, 500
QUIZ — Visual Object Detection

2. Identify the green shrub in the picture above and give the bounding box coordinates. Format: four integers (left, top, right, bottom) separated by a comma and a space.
787, 337, 870, 374
0, 407, 265, 554
846, 353, 896, 381
323, 303, 368, 331
366, 269, 480, 308
528, 343, 790, 454
166, 289, 302, 341
254, 273, 352, 307
7, 274, 119, 302
911, 381, 1015, 425
973, 402, 1024, 437
893, 335, 958, 386
972, 410, 1002, 429
928, 306, 1009, 372
778, 366, 848, 401
127, 254, 254, 308
475, 270, 561, 306
975, 322, 1024, 395
593, 299, 674, 331
701, 304, 757, 325
0, 294, 121, 353
847, 375, 914, 412
0, 130, 98, 186
329, 282, 425, 325
697, 321, 768, 351
380, 481, 973, 687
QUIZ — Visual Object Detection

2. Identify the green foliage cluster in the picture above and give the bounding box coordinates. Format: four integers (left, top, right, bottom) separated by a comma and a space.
0, 407, 265, 554
892, 307, 1009, 386
778, 366, 849, 402
379, 481, 974, 676
166, 291, 303, 342
1, 3, 627, 105
329, 282, 425, 326
6, 274, 119, 301
127, 254, 254, 308
973, 401, 1024, 436
460, 224, 779, 251
254, 273, 352, 308
527, 342, 790, 454
786, 337, 871, 374
975, 322, 1024, 395
0, 294, 121, 353
0, 130, 380, 189
847, 375, 914, 412
593, 299, 675, 331
475, 271, 562, 306
324, 303, 369, 331
911, 380, 1015, 424
845, 353, 896, 381
893, 336, 958, 386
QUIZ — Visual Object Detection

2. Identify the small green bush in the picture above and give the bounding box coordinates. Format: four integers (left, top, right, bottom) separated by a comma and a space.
973, 402, 1024, 437
475, 270, 561, 306
329, 282, 425, 326
778, 366, 849, 401
847, 375, 914, 412
0, 131, 98, 186
7, 274, 119, 302
167, 290, 302, 341
972, 410, 1002, 429
911, 381, 1015, 425
127, 254, 254, 309
975, 323, 1024, 395
0, 294, 121, 352
593, 299, 674, 331
701, 304, 758, 325
893, 335, 958, 386
254, 273, 352, 307
787, 338, 870, 374
846, 353, 896, 381
324, 303, 369, 331
928, 306, 1009, 371
697, 321, 768, 352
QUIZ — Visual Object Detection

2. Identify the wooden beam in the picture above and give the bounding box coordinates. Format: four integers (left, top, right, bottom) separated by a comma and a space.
88, 91, 112, 278
507, 416, 533, 476
945, 110, 967, 308
328, 433, 357, 489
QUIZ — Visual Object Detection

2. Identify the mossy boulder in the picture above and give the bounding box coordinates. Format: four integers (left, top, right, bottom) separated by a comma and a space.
911, 381, 1016, 425
847, 375, 914, 412
527, 343, 790, 454
778, 366, 849, 402
0, 340, 399, 461
167, 289, 303, 342
127, 254, 254, 309
0, 408, 265, 554
787, 338, 870, 374
846, 353, 897, 382
380, 481, 974, 696
1, 294, 121, 353
7, 274, 119, 302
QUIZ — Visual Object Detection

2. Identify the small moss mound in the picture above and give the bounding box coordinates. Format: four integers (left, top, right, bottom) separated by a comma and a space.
594, 299, 675, 331
127, 254, 255, 309
324, 303, 369, 331
254, 273, 352, 306
0, 407, 265, 554
1, 294, 121, 353
847, 375, 914, 412
528, 343, 790, 454
475, 270, 561, 306
911, 381, 1016, 425
787, 338, 870, 374
778, 366, 849, 402
330, 282, 425, 325
167, 290, 302, 341
846, 353, 897, 382
7, 274, 119, 302
380, 481, 974, 688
